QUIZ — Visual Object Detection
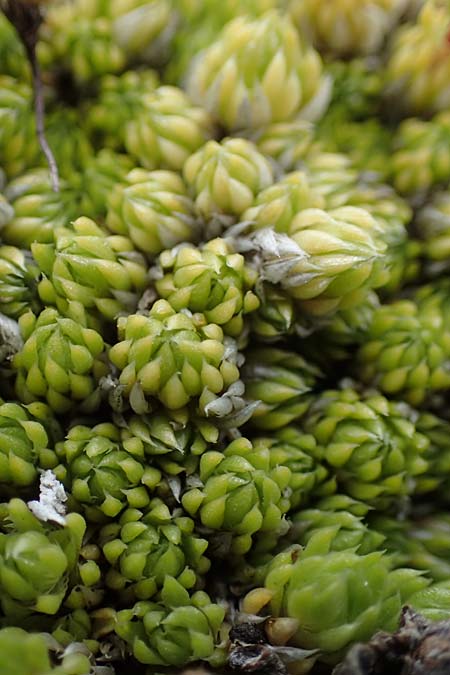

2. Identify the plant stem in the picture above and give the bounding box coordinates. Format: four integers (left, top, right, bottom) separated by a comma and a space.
1, 0, 60, 191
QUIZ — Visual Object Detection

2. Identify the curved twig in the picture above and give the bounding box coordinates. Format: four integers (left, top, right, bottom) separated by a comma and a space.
1, 0, 60, 191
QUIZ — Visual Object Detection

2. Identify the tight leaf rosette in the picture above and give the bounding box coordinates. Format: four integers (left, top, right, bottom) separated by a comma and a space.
73, 149, 134, 220
88, 79, 214, 171
106, 169, 200, 257
296, 291, 380, 369
416, 411, 450, 497
32, 216, 148, 324
167, 0, 280, 84
250, 283, 296, 343
341, 182, 418, 295
183, 137, 274, 224
242, 347, 320, 430
40, 9, 125, 84
290, 503, 385, 555
123, 86, 215, 171
371, 513, 450, 583
119, 410, 219, 458
243, 530, 428, 663
108, 300, 242, 418
0, 626, 95, 675
41, 0, 177, 79
186, 11, 330, 131
0, 76, 38, 179
289, 175, 418, 296
0, 498, 86, 621
181, 437, 291, 555
153, 238, 260, 337
99, 498, 210, 601
86, 69, 160, 144
0, 14, 29, 81
13, 307, 108, 414
253, 426, 335, 510
356, 283, 450, 406
0, 246, 41, 319
300, 150, 359, 209
302, 387, 429, 507
248, 206, 386, 317
390, 113, 450, 195
0, 400, 60, 494
56, 422, 161, 521
243, 171, 325, 234
111, 0, 178, 67
251, 120, 314, 172
415, 189, 450, 277
385, 0, 450, 116
290, 0, 408, 57
115, 577, 225, 667
2, 170, 79, 248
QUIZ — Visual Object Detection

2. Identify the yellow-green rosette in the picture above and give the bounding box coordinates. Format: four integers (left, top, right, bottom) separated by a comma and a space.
153, 238, 259, 337
0, 401, 60, 494
302, 387, 429, 507
123, 86, 215, 171
106, 169, 200, 258
99, 498, 210, 600
0, 246, 41, 319
415, 190, 450, 277
290, 0, 408, 57
181, 437, 291, 556
2, 169, 79, 248
111, 0, 178, 67
253, 426, 334, 510
0, 498, 86, 621
356, 282, 450, 406
32, 216, 148, 324
243, 530, 428, 663
183, 137, 274, 223
391, 113, 450, 195
55, 422, 161, 521
115, 577, 225, 667
86, 69, 160, 146
13, 307, 108, 414
243, 171, 324, 234
248, 205, 386, 317
0, 76, 39, 179
385, 0, 450, 116
242, 347, 320, 430
186, 10, 330, 131
40, 7, 125, 84
108, 299, 242, 418
250, 120, 314, 172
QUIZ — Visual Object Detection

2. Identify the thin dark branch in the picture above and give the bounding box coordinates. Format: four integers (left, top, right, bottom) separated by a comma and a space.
29, 47, 60, 192
1, 0, 60, 192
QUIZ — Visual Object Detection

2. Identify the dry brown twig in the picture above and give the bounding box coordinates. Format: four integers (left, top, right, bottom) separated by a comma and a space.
1, 0, 60, 191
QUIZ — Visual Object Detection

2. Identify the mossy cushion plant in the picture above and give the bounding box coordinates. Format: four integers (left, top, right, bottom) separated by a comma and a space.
2, 1, 450, 674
